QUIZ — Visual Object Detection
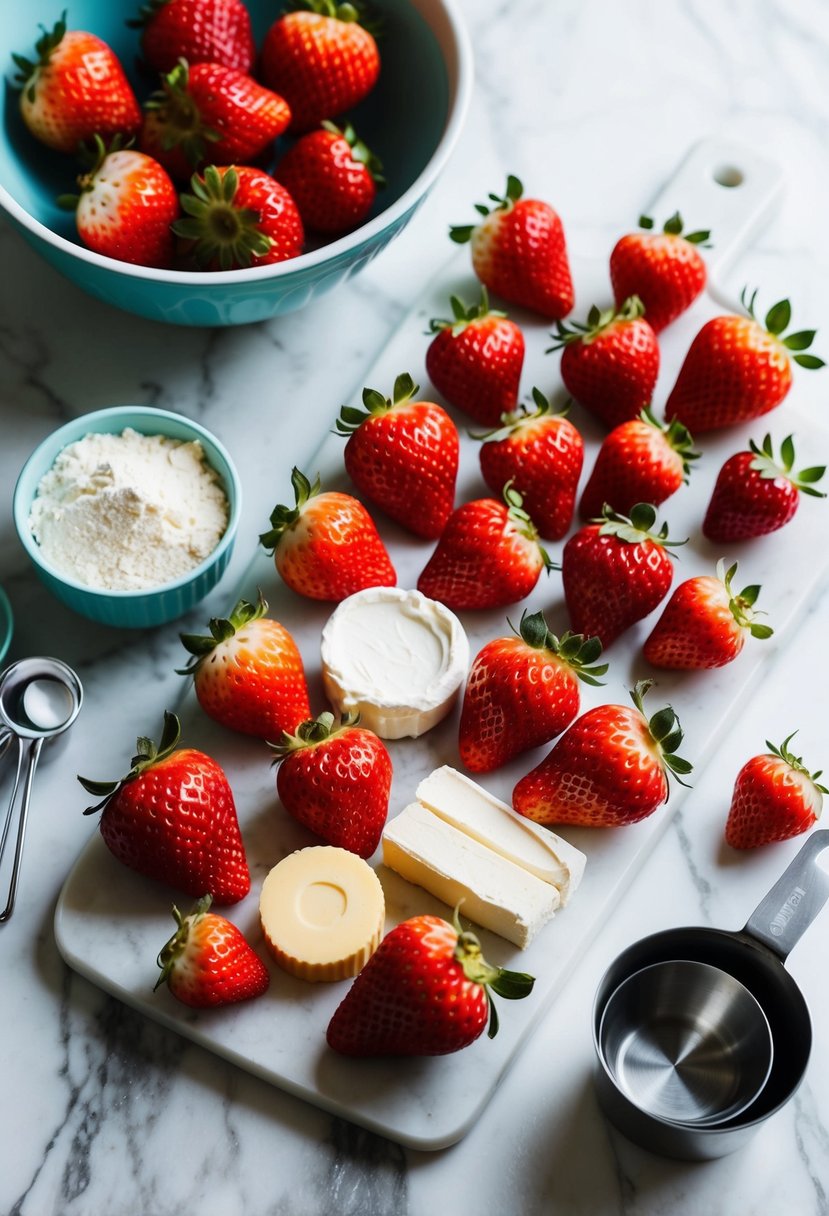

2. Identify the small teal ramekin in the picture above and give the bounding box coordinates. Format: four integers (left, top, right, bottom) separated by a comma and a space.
13, 406, 242, 629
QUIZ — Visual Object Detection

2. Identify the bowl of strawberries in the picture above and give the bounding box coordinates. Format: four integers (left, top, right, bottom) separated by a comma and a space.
0, 0, 472, 326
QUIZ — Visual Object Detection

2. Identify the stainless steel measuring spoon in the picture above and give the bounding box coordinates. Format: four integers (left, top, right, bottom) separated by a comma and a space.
0, 657, 83, 923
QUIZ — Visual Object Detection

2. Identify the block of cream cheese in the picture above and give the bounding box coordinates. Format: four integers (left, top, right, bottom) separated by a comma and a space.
320, 587, 469, 739
416, 766, 586, 905
383, 802, 560, 949
259, 846, 385, 982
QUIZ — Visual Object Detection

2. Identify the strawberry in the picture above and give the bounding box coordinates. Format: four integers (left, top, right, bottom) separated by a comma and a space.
59, 137, 179, 269
425, 288, 526, 426
458, 610, 607, 773
548, 296, 660, 430
609, 212, 710, 333
578, 408, 699, 521
326, 909, 535, 1056
13, 16, 141, 154
140, 61, 291, 180
178, 592, 311, 740
449, 175, 574, 320
561, 503, 683, 648
702, 433, 827, 542
78, 711, 250, 904
643, 560, 773, 669
130, 0, 255, 74
274, 121, 383, 234
174, 164, 304, 270
260, 1, 380, 134
476, 388, 584, 540
512, 679, 692, 828
260, 467, 396, 601
270, 711, 392, 858
417, 484, 551, 611
725, 733, 826, 849
155, 895, 269, 1008
665, 290, 824, 434
335, 372, 459, 540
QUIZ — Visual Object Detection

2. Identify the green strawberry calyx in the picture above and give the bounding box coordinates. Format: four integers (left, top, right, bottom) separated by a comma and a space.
764, 732, 828, 797
501, 481, 553, 571
546, 294, 647, 351
471, 386, 568, 443
57, 135, 132, 210
629, 679, 693, 788
285, 0, 379, 33
449, 174, 524, 244
639, 212, 712, 246
78, 710, 182, 815
154, 895, 213, 992
642, 408, 700, 480
740, 288, 825, 370
322, 120, 385, 185
260, 467, 322, 551
451, 905, 535, 1038
269, 710, 360, 762
747, 433, 827, 497
594, 502, 687, 550
715, 559, 774, 640
427, 286, 507, 337
510, 609, 608, 686
335, 372, 418, 435
177, 590, 269, 674
174, 165, 273, 271
12, 11, 67, 97
144, 60, 222, 169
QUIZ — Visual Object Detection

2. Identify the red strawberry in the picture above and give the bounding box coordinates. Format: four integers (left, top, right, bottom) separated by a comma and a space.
275, 121, 383, 234
643, 560, 773, 669
513, 679, 692, 828
13, 17, 141, 154
458, 610, 607, 773
335, 372, 459, 540
260, 467, 396, 602
326, 910, 535, 1056
548, 296, 660, 430
60, 137, 179, 269
425, 288, 526, 426
130, 0, 255, 74
561, 503, 683, 648
270, 711, 392, 858
417, 485, 551, 611
476, 388, 584, 540
140, 62, 291, 179
609, 212, 710, 333
725, 733, 826, 849
665, 290, 824, 434
703, 433, 827, 542
579, 408, 699, 521
155, 895, 269, 1008
178, 592, 311, 740
78, 711, 250, 904
450, 175, 574, 320
260, 1, 380, 134
175, 165, 304, 270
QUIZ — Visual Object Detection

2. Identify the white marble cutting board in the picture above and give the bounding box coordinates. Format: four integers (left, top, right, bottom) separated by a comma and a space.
53, 142, 829, 1150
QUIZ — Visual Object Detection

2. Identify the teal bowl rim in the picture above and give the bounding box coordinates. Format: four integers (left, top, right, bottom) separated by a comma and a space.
13, 406, 242, 604
0, 0, 473, 290
0, 586, 12, 663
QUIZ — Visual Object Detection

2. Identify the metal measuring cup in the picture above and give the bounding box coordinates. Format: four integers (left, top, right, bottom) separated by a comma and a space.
0, 657, 83, 923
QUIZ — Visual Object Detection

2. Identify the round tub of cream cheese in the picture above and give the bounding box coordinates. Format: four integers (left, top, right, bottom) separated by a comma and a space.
320, 586, 470, 740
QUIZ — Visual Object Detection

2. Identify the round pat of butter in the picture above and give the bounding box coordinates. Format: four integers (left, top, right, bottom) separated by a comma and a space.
259, 846, 385, 983
320, 586, 469, 739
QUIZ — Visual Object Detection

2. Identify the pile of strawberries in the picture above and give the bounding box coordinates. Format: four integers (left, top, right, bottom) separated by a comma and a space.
13, 0, 386, 269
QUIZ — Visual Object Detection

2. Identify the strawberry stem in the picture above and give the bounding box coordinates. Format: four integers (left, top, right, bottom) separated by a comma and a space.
546, 295, 646, 351
269, 710, 361, 761
509, 609, 608, 685
451, 906, 535, 1038
335, 372, 418, 434
260, 468, 321, 550
629, 680, 693, 787
174, 165, 273, 270
78, 710, 182, 814
178, 590, 269, 673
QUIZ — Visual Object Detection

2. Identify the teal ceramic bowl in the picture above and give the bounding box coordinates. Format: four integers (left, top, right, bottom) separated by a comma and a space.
13, 407, 242, 628
0, 0, 472, 326
0, 587, 12, 663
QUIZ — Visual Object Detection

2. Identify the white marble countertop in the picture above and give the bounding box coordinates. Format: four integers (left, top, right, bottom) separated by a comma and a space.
3, 1, 829, 1212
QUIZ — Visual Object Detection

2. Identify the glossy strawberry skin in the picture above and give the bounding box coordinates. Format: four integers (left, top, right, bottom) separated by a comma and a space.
137, 0, 255, 74
157, 900, 269, 1008
479, 411, 584, 540
666, 315, 793, 433
579, 416, 689, 521
275, 126, 377, 234
725, 751, 822, 848
74, 149, 179, 268
559, 316, 660, 430
426, 315, 525, 427
470, 197, 574, 320
326, 915, 490, 1056
276, 725, 392, 857
610, 231, 706, 333
278, 493, 395, 601
260, 11, 380, 133
643, 575, 746, 669
702, 451, 798, 541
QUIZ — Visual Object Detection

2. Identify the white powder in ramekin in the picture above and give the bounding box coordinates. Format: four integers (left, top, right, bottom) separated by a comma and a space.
29, 428, 230, 591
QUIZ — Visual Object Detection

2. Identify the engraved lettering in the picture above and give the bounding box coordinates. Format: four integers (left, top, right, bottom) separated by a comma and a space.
769, 885, 806, 936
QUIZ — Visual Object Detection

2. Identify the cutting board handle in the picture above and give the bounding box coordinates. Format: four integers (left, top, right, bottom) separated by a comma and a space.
644, 138, 785, 311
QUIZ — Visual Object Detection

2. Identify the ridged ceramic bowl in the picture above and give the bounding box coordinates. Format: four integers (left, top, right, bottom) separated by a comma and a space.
0, 0, 472, 326
13, 407, 241, 628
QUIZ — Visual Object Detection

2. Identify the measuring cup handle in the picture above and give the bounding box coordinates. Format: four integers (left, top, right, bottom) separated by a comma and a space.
0, 736, 44, 924
743, 829, 829, 962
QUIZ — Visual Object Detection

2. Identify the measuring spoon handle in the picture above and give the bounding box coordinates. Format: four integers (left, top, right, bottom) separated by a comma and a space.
0, 736, 44, 924
743, 829, 829, 962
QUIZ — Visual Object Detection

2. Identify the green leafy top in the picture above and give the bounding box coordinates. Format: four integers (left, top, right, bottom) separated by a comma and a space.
269, 709, 360, 762
12, 10, 67, 97
144, 60, 222, 170
640, 407, 700, 479
78, 710, 182, 815
450, 905, 535, 1039
594, 502, 687, 550
260, 467, 321, 551
449, 174, 524, 244
740, 287, 825, 369
154, 895, 213, 991
178, 590, 269, 673
500, 481, 552, 570
629, 678, 693, 788
428, 286, 507, 336
638, 211, 712, 246
335, 372, 418, 435
511, 609, 607, 685
765, 732, 828, 794
747, 433, 827, 497
322, 121, 385, 185
471, 386, 567, 443
546, 295, 647, 351
715, 559, 774, 641
173, 165, 273, 271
